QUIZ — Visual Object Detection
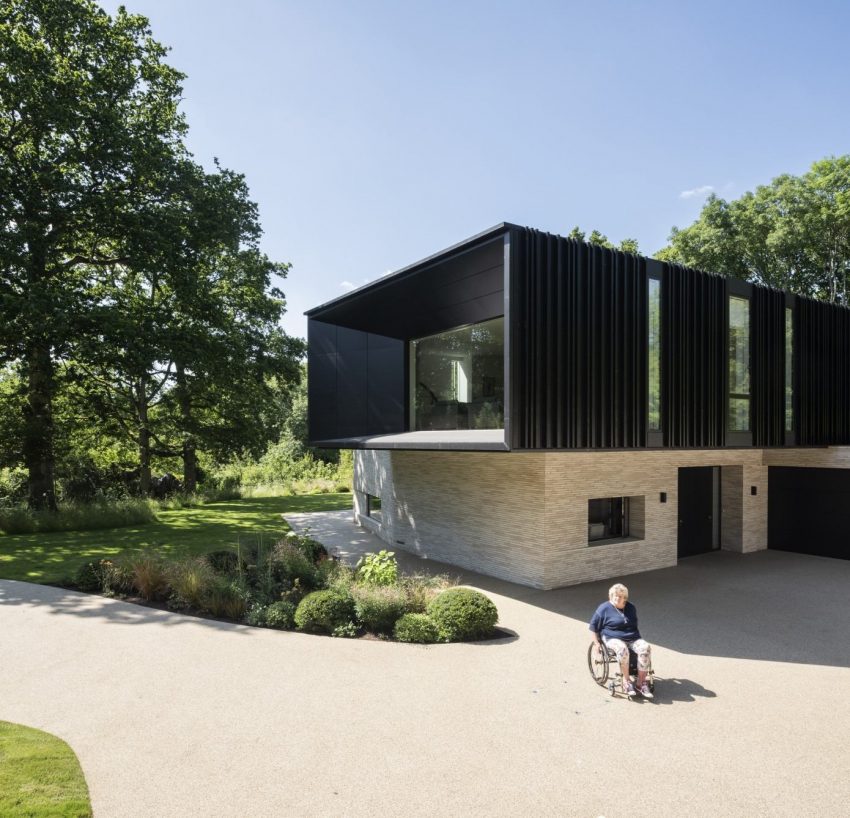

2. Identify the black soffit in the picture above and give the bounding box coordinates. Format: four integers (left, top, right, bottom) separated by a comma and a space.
305, 224, 510, 339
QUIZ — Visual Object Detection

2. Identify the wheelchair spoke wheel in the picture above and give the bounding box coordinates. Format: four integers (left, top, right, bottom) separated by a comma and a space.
587, 642, 609, 686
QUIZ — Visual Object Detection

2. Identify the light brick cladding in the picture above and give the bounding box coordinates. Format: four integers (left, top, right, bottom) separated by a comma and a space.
353, 447, 850, 589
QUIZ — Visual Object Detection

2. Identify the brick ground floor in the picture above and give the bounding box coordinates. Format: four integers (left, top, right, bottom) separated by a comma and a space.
353, 447, 850, 588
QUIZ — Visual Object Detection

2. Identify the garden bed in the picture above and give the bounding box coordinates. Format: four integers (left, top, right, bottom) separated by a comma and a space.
67, 534, 503, 644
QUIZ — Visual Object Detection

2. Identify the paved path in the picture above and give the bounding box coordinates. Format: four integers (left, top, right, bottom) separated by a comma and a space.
2, 524, 849, 816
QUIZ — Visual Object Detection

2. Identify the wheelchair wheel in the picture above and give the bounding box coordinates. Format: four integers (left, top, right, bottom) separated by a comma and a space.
587, 641, 609, 686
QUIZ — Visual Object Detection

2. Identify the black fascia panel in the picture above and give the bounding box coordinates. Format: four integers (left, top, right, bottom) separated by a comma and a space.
306, 226, 509, 340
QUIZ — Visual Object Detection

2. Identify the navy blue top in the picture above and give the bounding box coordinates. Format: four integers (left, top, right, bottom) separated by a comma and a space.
589, 601, 641, 642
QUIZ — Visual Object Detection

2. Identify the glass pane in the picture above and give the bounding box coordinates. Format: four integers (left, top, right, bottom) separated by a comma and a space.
412, 317, 504, 431
728, 296, 750, 431
729, 397, 750, 433
588, 497, 627, 541
785, 307, 793, 432
648, 278, 661, 431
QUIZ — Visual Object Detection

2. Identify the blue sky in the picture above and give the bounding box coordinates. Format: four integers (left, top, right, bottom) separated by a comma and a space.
99, 0, 850, 340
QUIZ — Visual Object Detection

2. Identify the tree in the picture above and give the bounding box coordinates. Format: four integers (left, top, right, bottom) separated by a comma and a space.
656, 156, 850, 303
0, 0, 187, 508
567, 226, 640, 254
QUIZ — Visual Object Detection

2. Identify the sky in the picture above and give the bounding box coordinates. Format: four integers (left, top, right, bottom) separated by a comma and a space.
98, 0, 850, 341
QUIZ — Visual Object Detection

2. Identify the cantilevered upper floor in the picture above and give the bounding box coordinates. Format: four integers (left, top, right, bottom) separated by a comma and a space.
306, 223, 850, 451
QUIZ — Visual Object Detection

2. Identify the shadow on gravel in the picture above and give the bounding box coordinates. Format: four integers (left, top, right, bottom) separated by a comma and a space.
287, 512, 850, 669
0, 580, 257, 635
648, 678, 717, 705
464, 550, 850, 669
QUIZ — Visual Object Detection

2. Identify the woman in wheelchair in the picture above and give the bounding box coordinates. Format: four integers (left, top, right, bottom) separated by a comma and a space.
589, 583, 653, 698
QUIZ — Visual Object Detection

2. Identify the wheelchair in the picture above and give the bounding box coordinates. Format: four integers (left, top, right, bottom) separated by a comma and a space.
587, 640, 655, 698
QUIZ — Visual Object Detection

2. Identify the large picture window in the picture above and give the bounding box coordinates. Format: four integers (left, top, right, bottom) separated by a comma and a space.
728, 296, 750, 432
411, 317, 504, 431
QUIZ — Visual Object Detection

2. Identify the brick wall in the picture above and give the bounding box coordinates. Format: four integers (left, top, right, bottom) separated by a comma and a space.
354, 447, 850, 589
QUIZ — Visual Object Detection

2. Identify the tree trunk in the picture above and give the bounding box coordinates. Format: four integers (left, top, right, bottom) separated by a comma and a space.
182, 440, 197, 493
136, 377, 152, 496
175, 363, 197, 492
23, 340, 57, 510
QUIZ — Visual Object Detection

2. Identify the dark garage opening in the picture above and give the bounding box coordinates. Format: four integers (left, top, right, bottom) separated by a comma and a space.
769, 467, 850, 560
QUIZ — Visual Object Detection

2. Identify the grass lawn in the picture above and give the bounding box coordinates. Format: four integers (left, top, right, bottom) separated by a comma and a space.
0, 493, 352, 585
0, 721, 92, 818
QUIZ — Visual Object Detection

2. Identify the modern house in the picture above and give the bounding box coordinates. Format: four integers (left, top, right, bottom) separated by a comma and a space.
306, 224, 850, 589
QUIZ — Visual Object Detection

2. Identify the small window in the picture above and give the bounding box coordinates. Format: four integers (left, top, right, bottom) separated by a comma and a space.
366, 493, 382, 522
588, 498, 630, 542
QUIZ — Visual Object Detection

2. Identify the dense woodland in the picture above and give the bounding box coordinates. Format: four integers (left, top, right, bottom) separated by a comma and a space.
1, 1, 849, 512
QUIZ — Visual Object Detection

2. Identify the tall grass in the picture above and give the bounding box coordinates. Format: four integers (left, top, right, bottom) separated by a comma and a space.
0, 498, 158, 535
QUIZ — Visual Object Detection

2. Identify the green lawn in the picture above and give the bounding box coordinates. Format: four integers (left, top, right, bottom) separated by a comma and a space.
0, 493, 352, 584
0, 721, 92, 818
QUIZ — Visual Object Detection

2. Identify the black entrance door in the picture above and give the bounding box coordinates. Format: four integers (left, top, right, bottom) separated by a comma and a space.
678, 467, 717, 557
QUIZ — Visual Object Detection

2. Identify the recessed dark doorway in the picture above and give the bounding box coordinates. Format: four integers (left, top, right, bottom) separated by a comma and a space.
678, 466, 720, 558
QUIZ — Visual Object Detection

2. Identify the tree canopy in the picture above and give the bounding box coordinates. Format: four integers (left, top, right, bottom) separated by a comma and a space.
656, 156, 850, 303
0, 0, 302, 507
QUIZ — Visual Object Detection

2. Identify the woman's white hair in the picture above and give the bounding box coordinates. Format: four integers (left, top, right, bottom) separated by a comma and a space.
608, 583, 629, 600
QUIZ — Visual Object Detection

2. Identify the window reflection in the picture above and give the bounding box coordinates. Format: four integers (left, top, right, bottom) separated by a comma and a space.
412, 317, 504, 431
728, 296, 750, 432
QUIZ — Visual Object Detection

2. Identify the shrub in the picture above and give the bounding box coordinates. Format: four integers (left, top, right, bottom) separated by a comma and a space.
101, 558, 135, 594
126, 551, 170, 601
394, 613, 440, 644
294, 590, 355, 634
265, 600, 296, 630
332, 621, 359, 638
427, 587, 498, 641
205, 550, 243, 574
401, 573, 455, 613
169, 558, 217, 609
203, 577, 247, 620
291, 533, 328, 564
272, 541, 319, 589
74, 560, 106, 593
352, 584, 409, 635
355, 550, 398, 586
245, 604, 268, 627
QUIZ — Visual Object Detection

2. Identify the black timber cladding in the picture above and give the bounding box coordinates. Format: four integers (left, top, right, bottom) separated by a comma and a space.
751, 285, 787, 447
660, 263, 727, 448
797, 296, 850, 445
509, 227, 647, 449
307, 222, 850, 451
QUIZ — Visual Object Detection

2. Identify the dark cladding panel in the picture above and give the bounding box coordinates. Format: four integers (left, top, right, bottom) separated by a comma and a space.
309, 237, 505, 340
308, 320, 338, 442
307, 319, 405, 444
509, 227, 647, 449
336, 345, 368, 438
367, 341, 405, 433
